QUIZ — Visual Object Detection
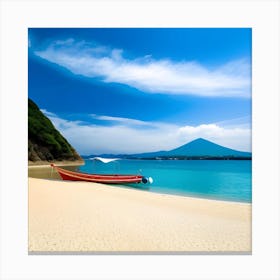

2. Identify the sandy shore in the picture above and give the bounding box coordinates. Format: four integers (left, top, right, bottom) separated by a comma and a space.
28, 160, 84, 167
28, 178, 251, 253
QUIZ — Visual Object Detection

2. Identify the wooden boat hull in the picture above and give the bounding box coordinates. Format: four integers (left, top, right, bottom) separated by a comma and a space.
51, 164, 145, 184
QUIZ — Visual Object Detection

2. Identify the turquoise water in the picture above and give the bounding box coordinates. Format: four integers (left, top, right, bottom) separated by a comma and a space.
78, 159, 252, 203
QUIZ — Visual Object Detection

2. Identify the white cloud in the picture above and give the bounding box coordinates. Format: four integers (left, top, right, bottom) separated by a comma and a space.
40, 108, 57, 117
214, 115, 252, 129
33, 39, 251, 98
44, 111, 251, 155
91, 114, 151, 127
90, 114, 174, 130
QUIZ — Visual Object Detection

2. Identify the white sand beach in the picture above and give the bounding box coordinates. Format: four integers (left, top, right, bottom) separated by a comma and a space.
28, 178, 251, 253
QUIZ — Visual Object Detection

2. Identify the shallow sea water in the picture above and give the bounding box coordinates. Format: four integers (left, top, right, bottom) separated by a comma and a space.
78, 159, 252, 203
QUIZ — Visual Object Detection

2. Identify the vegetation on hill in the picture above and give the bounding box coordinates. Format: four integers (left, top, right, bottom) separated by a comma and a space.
28, 98, 82, 162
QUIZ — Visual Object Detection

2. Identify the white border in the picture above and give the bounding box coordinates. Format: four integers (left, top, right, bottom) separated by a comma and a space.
0, 0, 279, 279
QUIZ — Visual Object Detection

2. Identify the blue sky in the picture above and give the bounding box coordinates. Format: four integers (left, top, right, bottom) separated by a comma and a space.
28, 28, 251, 155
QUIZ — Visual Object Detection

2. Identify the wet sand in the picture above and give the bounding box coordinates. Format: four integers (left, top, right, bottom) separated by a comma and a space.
28, 164, 80, 180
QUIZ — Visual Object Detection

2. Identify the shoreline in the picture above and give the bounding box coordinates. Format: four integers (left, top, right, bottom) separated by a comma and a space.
33, 177, 251, 206
29, 177, 251, 252
28, 165, 251, 204
28, 160, 84, 168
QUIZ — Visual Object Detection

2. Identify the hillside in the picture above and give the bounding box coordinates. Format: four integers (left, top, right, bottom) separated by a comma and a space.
28, 99, 83, 163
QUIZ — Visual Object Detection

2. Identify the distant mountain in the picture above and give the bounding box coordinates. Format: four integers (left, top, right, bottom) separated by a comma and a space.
84, 138, 251, 159
28, 98, 83, 163
164, 138, 251, 157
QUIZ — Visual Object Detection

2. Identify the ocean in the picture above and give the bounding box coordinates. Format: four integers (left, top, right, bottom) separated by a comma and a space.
78, 159, 252, 203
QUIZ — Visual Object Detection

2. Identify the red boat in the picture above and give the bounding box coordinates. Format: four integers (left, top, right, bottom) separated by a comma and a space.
50, 164, 152, 184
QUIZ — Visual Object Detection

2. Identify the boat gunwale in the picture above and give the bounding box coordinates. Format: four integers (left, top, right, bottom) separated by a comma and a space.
57, 170, 143, 183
